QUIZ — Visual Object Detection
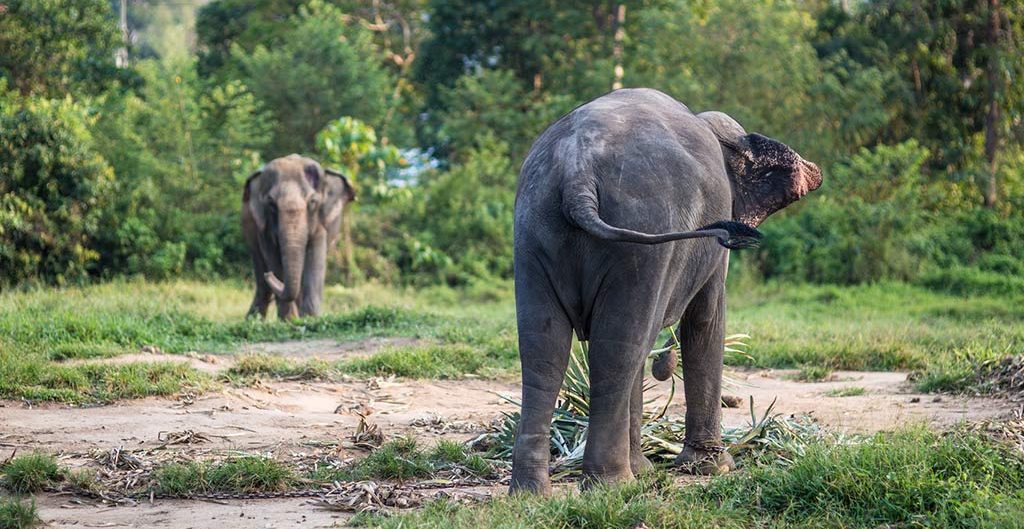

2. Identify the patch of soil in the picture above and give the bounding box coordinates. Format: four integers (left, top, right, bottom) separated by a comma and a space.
240, 336, 427, 361
645, 368, 1009, 433
34, 495, 350, 529
4, 355, 1016, 528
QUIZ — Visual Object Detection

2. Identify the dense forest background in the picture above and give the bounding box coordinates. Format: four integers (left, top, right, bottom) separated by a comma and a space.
1, 0, 1022, 293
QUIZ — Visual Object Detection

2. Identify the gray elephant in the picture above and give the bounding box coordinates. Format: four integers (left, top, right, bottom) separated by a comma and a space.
510, 88, 821, 493
241, 154, 356, 320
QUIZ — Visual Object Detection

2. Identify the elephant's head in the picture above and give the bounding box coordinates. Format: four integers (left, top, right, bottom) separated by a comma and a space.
242, 154, 355, 312
699, 111, 822, 227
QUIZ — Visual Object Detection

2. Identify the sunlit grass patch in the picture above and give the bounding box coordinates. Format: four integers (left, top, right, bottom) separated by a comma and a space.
0, 453, 62, 494
728, 282, 1024, 374
825, 386, 866, 397
223, 354, 334, 383
0, 350, 210, 403
338, 344, 490, 379
0, 497, 39, 529
787, 365, 834, 382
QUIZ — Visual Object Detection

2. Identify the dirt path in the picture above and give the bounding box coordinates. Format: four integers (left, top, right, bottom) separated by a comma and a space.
2, 340, 1015, 529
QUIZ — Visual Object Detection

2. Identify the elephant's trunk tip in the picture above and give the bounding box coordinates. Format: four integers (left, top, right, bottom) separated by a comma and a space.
264, 272, 287, 299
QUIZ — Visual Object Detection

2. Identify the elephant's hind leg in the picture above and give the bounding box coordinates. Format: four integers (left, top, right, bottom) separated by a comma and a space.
629, 365, 655, 476
510, 280, 573, 495
582, 335, 651, 486
674, 270, 735, 475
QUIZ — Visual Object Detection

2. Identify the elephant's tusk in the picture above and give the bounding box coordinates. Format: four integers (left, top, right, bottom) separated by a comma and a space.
264, 272, 286, 298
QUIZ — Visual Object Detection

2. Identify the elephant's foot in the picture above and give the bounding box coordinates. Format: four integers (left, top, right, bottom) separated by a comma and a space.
630, 452, 655, 476
509, 465, 551, 495
581, 459, 635, 490
674, 443, 735, 475
510, 433, 552, 495
246, 304, 268, 319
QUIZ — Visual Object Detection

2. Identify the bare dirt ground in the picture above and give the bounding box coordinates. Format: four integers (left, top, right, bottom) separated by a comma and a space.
1, 339, 1015, 529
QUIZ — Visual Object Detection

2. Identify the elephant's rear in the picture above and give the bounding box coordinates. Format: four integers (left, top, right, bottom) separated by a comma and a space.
514, 89, 730, 339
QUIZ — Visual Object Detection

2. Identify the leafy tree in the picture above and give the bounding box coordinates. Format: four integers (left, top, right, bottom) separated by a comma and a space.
436, 69, 575, 163
92, 58, 271, 278
401, 134, 517, 283
195, 0, 307, 78
629, 0, 888, 166
829, 0, 1024, 206
0, 94, 115, 285
417, 0, 656, 103
0, 0, 129, 97
234, 1, 393, 156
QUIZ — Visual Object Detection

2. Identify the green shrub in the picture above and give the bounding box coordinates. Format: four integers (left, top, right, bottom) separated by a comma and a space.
0, 95, 115, 285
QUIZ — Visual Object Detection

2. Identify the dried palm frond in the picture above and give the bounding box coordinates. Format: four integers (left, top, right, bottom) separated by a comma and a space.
478, 334, 827, 474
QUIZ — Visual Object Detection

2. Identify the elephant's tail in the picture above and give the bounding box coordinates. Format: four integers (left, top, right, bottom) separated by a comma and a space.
560, 180, 762, 249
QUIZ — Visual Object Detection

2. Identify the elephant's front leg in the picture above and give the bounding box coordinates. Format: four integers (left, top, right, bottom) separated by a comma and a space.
675, 279, 735, 475
299, 231, 327, 317
247, 248, 273, 319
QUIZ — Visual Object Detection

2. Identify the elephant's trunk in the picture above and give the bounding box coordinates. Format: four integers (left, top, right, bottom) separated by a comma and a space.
267, 208, 308, 307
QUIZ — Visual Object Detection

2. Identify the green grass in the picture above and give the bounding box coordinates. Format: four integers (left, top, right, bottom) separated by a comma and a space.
361, 428, 1024, 529
0, 280, 515, 402
0, 497, 38, 529
152, 456, 295, 496
825, 386, 866, 397
0, 454, 61, 494
317, 438, 493, 482
787, 364, 833, 382
2, 279, 1021, 401
728, 281, 1024, 392
223, 353, 335, 383
339, 344, 489, 379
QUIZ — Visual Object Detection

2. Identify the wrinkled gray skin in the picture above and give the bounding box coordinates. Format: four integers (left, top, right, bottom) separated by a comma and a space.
242, 154, 356, 320
511, 89, 821, 494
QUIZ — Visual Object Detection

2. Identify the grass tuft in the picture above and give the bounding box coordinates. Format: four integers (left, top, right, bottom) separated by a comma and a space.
0, 497, 39, 529
339, 438, 493, 482
825, 386, 866, 397
0, 453, 61, 494
787, 364, 834, 382
224, 354, 334, 382
153, 456, 294, 496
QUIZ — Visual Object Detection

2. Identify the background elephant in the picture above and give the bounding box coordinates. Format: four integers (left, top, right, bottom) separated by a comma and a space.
241, 154, 356, 320
510, 88, 821, 493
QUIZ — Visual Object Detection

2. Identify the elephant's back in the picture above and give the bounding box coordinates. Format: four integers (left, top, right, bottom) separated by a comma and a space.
516, 88, 730, 242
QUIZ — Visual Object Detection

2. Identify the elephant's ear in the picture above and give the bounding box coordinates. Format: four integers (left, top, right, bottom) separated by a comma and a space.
243, 168, 266, 231
321, 168, 356, 227
698, 111, 822, 226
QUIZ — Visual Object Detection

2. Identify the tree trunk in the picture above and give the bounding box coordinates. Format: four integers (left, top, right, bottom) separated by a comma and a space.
982, 0, 1002, 208
611, 4, 626, 90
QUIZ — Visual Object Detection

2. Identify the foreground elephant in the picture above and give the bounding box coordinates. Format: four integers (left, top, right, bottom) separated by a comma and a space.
511, 89, 821, 493
242, 154, 356, 320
